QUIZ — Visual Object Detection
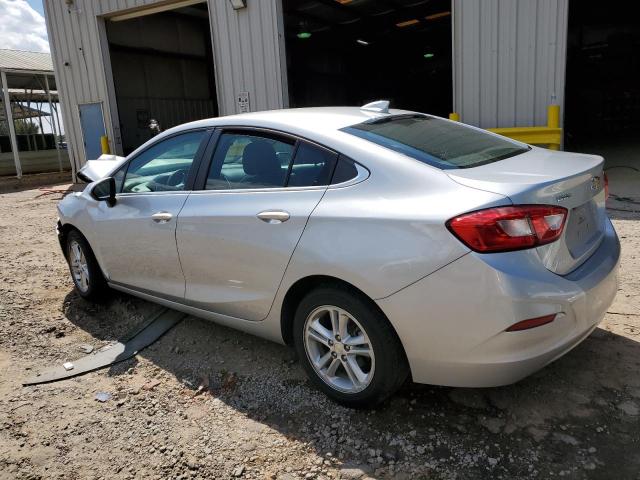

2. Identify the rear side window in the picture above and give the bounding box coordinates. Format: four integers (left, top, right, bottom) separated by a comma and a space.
287, 142, 338, 187
341, 115, 529, 169
330, 156, 358, 184
206, 132, 294, 190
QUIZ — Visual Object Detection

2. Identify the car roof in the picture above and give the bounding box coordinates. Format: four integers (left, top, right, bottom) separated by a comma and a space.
166, 107, 415, 138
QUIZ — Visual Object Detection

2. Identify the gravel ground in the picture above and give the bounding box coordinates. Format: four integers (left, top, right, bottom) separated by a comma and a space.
0, 176, 639, 480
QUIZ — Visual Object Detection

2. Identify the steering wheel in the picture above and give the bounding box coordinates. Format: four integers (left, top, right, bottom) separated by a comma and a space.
167, 168, 188, 188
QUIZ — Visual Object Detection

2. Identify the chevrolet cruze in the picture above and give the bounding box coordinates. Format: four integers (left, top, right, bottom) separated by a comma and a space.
57, 103, 620, 407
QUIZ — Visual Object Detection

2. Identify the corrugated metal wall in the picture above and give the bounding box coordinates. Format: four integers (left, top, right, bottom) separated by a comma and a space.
453, 0, 569, 128
43, 0, 285, 172
208, 0, 286, 115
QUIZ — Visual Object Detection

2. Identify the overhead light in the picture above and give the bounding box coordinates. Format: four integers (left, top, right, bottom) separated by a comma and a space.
335, 0, 352, 3
425, 11, 451, 21
396, 19, 419, 28
423, 53, 435, 58
228, 0, 246, 10
356, 39, 369, 46
297, 21, 311, 39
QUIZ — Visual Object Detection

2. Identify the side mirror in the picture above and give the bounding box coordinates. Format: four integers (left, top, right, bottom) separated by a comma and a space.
91, 177, 116, 207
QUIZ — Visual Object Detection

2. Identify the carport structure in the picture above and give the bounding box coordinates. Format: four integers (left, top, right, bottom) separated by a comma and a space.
0, 49, 68, 178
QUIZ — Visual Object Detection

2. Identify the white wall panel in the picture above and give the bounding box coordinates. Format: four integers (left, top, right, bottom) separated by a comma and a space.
453, 0, 568, 128
208, 0, 285, 115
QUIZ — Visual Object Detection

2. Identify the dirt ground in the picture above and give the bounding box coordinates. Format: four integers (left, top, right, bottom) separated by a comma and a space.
0, 173, 639, 480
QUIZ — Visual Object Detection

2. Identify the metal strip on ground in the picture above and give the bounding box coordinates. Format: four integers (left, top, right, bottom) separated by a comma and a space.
23, 308, 187, 386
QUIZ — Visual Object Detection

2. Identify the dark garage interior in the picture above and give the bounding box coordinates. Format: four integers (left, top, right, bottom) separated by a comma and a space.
565, 1, 640, 169
106, 2, 218, 155
282, 0, 452, 117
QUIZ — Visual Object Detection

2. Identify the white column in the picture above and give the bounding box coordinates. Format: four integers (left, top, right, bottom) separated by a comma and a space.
44, 75, 63, 172
1, 70, 22, 178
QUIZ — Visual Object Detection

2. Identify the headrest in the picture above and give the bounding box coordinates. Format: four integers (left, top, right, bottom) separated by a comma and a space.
242, 140, 279, 176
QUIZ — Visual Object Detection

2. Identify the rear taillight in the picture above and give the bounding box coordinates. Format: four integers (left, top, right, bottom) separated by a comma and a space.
603, 172, 609, 199
446, 205, 568, 253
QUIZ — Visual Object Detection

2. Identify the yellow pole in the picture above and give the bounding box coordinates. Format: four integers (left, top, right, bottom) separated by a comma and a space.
449, 112, 460, 122
100, 136, 111, 155
547, 105, 560, 150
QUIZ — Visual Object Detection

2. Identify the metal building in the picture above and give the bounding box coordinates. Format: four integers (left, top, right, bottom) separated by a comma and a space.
44, 0, 631, 178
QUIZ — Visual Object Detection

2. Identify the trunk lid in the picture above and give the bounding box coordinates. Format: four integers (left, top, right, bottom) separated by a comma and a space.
447, 146, 607, 275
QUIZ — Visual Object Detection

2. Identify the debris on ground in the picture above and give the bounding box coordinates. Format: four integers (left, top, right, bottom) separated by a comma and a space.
95, 392, 112, 403
143, 379, 161, 391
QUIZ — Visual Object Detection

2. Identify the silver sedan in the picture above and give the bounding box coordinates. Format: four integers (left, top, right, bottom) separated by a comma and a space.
57, 103, 620, 407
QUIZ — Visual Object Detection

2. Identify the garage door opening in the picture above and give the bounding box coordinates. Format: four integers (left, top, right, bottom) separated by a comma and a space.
565, 1, 640, 169
105, 2, 218, 155
282, 0, 452, 117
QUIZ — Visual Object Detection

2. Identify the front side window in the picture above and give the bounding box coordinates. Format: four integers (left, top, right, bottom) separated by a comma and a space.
121, 130, 206, 193
342, 115, 530, 169
206, 132, 294, 190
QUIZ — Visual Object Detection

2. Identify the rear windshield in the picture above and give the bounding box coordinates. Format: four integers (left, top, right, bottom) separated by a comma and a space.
341, 114, 530, 169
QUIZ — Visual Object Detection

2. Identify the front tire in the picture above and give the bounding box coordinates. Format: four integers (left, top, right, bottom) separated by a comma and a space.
66, 230, 109, 302
293, 286, 409, 408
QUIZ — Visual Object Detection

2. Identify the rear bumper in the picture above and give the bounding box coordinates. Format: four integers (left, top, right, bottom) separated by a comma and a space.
376, 217, 620, 387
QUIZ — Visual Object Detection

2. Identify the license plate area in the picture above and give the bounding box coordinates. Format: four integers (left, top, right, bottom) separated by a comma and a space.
565, 201, 601, 259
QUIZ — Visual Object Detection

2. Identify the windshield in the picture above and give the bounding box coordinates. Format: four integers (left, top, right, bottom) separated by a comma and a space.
341, 114, 530, 169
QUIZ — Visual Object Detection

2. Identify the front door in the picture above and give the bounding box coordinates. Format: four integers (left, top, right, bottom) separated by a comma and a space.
177, 130, 339, 321
89, 129, 209, 299
79, 103, 107, 161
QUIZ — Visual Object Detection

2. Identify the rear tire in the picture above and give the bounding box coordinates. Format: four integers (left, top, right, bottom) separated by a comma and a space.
293, 285, 409, 408
65, 230, 109, 302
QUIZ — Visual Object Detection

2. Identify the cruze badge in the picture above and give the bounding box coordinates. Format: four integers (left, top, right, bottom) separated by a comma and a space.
591, 176, 601, 191
556, 193, 572, 202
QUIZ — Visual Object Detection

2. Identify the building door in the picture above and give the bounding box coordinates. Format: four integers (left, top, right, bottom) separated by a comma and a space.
105, 1, 218, 155
79, 103, 106, 161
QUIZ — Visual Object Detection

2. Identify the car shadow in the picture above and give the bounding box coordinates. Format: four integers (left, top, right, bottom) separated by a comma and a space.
58, 288, 640, 478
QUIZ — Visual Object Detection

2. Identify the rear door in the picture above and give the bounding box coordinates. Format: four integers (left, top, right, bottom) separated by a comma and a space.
176, 129, 338, 321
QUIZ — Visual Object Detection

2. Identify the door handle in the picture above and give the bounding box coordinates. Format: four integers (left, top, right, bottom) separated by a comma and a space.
151, 211, 173, 223
257, 210, 290, 224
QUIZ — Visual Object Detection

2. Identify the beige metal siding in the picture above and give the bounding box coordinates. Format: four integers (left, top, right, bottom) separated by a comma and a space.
43, 1, 122, 173
208, 0, 285, 114
453, 0, 568, 128
43, 0, 285, 171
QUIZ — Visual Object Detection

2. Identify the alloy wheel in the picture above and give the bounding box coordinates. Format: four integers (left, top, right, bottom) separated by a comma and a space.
303, 305, 375, 393
68, 240, 90, 293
